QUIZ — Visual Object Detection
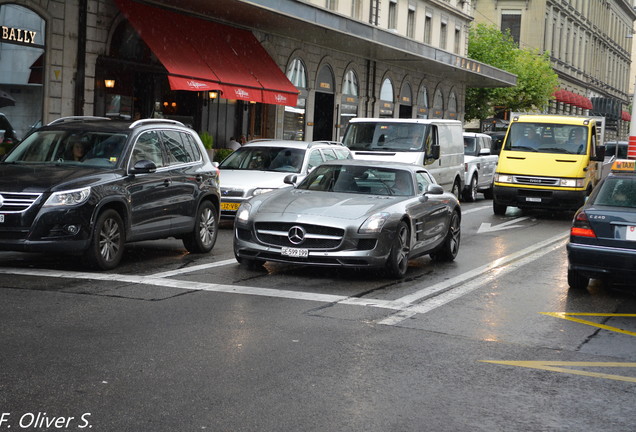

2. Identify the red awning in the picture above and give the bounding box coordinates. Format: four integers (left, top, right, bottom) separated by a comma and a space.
622, 111, 631, 121
114, 0, 298, 106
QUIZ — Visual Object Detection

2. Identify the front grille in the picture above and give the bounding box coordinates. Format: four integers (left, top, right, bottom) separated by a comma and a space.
221, 189, 244, 198
0, 192, 41, 213
514, 176, 558, 186
254, 222, 344, 249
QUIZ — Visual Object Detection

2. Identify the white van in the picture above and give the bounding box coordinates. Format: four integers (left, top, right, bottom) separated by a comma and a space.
341, 118, 465, 196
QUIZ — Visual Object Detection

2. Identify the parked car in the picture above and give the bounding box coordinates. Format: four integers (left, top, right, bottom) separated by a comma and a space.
0, 116, 221, 270
218, 140, 352, 218
233, 159, 461, 278
462, 132, 498, 201
567, 159, 636, 290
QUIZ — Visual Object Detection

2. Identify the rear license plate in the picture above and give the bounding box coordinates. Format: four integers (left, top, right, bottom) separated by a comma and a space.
221, 202, 241, 211
627, 226, 636, 241
281, 247, 308, 258
525, 197, 541, 202
0, 214, 3, 223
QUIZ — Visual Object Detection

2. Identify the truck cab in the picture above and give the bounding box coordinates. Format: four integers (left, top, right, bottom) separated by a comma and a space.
493, 114, 605, 215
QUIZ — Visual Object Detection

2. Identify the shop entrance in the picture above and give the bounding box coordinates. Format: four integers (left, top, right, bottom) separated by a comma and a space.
313, 92, 334, 141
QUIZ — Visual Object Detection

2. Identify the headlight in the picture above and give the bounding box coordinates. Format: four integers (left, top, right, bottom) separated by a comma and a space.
359, 212, 390, 233
559, 178, 584, 188
43, 187, 91, 207
495, 173, 513, 183
253, 188, 275, 196
236, 202, 252, 223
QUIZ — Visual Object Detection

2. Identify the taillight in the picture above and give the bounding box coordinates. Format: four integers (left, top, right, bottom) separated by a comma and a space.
571, 211, 596, 238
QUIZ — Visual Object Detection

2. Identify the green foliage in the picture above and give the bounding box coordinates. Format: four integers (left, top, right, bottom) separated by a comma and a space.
465, 23, 559, 121
214, 148, 233, 163
199, 131, 213, 150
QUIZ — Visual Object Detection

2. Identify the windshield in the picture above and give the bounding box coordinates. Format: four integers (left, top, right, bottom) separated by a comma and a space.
594, 177, 636, 208
342, 122, 429, 152
218, 146, 305, 173
504, 123, 588, 155
4, 130, 128, 167
297, 164, 414, 196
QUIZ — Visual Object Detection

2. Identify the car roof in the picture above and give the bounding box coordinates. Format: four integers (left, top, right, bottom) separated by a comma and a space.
38, 117, 194, 134
241, 140, 347, 150
320, 159, 423, 172
349, 117, 461, 125
463, 132, 491, 138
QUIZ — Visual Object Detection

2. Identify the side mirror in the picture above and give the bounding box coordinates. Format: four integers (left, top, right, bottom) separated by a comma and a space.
429, 144, 441, 160
592, 145, 605, 162
425, 184, 444, 195
284, 174, 298, 185
130, 159, 157, 174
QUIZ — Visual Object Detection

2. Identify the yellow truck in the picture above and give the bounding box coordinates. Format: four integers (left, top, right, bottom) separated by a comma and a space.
493, 114, 606, 215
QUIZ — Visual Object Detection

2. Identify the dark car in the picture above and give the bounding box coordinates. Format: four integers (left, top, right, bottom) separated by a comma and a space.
233, 159, 461, 278
0, 116, 221, 270
567, 159, 636, 290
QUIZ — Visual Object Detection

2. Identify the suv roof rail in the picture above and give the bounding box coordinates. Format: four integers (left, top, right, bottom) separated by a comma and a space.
47, 116, 111, 126
310, 140, 345, 148
129, 118, 185, 129
246, 138, 274, 143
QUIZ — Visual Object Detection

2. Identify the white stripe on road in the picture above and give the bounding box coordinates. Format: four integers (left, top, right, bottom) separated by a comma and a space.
0, 230, 569, 324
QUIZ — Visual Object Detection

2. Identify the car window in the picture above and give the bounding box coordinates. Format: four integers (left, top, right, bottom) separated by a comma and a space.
333, 147, 351, 159
307, 149, 324, 171
299, 165, 412, 195
161, 130, 195, 165
463, 136, 477, 156
181, 132, 202, 161
321, 148, 338, 161
594, 177, 636, 208
415, 171, 432, 193
133, 131, 164, 168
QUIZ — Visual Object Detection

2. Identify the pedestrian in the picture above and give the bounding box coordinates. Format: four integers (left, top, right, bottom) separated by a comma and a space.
239, 134, 247, 145
228, 136, 240, 151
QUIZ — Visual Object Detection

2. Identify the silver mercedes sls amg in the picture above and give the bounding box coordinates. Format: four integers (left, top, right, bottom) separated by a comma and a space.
233, 159, 461, 278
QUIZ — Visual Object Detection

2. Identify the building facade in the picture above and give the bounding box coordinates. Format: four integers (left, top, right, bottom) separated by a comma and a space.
473, 0, 636, 139
0, 0, 516, 147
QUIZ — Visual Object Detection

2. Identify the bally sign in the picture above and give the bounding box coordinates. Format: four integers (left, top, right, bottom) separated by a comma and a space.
2, 26, 37, 44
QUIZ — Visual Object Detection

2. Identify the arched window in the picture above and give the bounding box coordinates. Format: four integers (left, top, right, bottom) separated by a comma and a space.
379, 78, 394, 117
399, 82, 412, 118
448, 91, 457, 119
417, 85, 429, 118
340, 69, 359, 137
284, 57, 308, 140
432, 88, 444, 118
343, 69, 359, 97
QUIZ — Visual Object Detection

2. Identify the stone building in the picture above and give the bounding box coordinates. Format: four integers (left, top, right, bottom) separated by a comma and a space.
473, 0, 636, 139
0, 0, 515, 146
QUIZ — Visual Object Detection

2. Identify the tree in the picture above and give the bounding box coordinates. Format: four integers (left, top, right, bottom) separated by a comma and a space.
465, 23, 559, 122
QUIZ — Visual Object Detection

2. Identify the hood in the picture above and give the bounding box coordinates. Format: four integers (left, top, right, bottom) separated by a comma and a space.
0, 164, 119, 193
497, 152, 589, 178
220, 169, 302, 191
256, 189, 396, 220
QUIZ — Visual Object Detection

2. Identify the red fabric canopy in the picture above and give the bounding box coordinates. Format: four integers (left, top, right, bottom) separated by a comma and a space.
622, 111, 631, 121
114, 0, 298, 106
553, 89, 592, 110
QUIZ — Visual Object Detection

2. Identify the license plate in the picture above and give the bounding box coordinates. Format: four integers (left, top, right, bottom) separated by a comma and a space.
281, 247, 308, 258
525, 197, 542, 202
0, 214, 3, 223
221, 202, 241, 211
627, 226, 636, 241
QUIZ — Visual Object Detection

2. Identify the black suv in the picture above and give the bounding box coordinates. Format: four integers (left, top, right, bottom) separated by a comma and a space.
0, 116, 221, 270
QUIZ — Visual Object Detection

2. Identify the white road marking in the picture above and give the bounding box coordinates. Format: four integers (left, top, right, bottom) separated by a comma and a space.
0, 230, 569, 325
461, 205, 492, 215
477, 216, 531, 234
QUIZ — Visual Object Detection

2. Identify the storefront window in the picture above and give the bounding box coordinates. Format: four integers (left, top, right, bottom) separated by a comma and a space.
432, 88, 444, 118
399, 82, 412, 118
0, 4, 45, 145
340, 69, 359, 138
284, 58, 307, 140
417, 85, 429, 118
379, 78, 394, 118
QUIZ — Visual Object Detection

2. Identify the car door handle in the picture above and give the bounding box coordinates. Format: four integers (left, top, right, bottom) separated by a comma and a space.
163, 179, 172, 187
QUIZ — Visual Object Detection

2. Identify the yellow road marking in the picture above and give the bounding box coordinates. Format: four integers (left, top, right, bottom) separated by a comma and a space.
481, 361, 636, 383
541, 312, 636, 337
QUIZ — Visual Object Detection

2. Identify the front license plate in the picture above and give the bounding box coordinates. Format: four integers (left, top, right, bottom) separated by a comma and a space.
627, 226, 636, 241
525, 197, 541, 202
221, 202, 241, 211
281, 247, 308, 258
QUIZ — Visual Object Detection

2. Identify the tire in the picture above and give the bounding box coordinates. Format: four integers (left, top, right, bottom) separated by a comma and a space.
385, 220, 410, 278
493, 200, 507, 216
430, 211, 460, 262
567, 268, 589, 290
451, 179, 461, 199
84, 209, 125, 270
462, 175, 478, 202
483, 184, 494, 199
183, 201, 218, 253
